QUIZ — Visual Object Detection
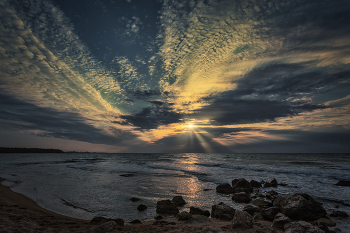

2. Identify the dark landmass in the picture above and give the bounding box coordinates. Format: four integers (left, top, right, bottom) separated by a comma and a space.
0, 147, 64, 153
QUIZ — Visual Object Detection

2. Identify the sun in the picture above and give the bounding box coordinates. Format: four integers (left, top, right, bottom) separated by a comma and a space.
189, 124, 193, 128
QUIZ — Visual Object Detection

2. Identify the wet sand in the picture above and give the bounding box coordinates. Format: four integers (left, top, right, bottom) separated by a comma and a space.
0, 177, 282, 233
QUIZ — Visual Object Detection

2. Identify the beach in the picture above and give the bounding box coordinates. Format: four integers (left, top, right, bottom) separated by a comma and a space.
1, 177, 282, 233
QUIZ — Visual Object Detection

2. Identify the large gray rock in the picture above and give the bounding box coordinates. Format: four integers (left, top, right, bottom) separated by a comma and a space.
216, 183, 234, 194
232, 178, 253, 193
232, 210, 253, 229
156, 199, 179, 215
232, 192, 251, 203
211, 203, 235, 220
272, 213, 291, 230
85, 221, 116, 233
284, 221, 325, 233
273, 193, 327, 221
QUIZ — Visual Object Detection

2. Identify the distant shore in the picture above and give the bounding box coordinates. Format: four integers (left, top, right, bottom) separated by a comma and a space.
0, 147, 64, 153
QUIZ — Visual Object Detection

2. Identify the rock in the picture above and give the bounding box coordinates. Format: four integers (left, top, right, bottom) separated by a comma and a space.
272, 213, 291, 230
261, 207, 279, 220
130, 219, 142, 224
216, 183, 233, 194
156, 199, 179, 215
114, 218, 124, 226
268, 190, 278, 196
172, 196, 186, 206
202, 226, 223, 233
313, 218, 336, 227
250, 180, 262, 188
254, 222, 277, 233
273, 193, 327, 221
232, 178, 253, 193
119, 174, 134, 177
312, 221, 330, 233
264, 178, 278, 188
284, 221, 325, 233
190, 207, 210, 217
130, 197, 140, 202
154, 215, 163, 220
250, 197, 273, 208
137, 204, 147, 211
211, 203, 235, 220
187, 215, 210, 224
233, 187, 250, 194
176, 211, 192, 220
232, 210, 253, 229
243, 204, 261, 216
203, 188, 212, 191
232, 192, 251, 203
329, 210, 348, 218
334, 180, 350, 186
85, 221, 117, 233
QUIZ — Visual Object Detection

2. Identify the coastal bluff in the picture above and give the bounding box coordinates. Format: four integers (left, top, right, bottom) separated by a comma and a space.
0, 147, 64, 153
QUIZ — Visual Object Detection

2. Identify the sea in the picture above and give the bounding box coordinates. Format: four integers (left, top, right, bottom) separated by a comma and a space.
0, 153, 349, 230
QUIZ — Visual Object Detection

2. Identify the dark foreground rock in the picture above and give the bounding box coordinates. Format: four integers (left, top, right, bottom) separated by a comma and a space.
284, 221, 325, 233
216, 183, 234, 194
211, 203, 235, 220
232, 210, 253, 229
172, 196, 186, 206
156, 200, 179, 215
334, 180, 350, 186
273, 193, 327, 221
272, 213, 291, 230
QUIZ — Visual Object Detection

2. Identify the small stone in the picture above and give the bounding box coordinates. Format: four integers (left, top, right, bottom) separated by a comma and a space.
232, 210, 253, 229
130, 197, 140, 202
137, 204, 147, 211
334, 180, 350, 186
156, 199, 179, 215
329, 210, 348, 218
233, 192, 251, 203
272, 213, 291, 230
243, 204, 261, 216
154, 215, 163, 220
172, 196, 186, 206
176, 211, 192, 220
130, 219, 142, 224
119, 174, 134, 177
264, 178, 278, 187
190, 207, 210, 217
216, 183, 234, 194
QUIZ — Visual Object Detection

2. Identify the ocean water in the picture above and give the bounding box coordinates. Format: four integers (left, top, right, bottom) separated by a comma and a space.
0, 153, 349, 230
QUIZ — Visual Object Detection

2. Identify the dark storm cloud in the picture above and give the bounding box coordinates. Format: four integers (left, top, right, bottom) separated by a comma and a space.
191, 61, 338, 126
120, 105, 182, 129
0, 94, 138, 145
231, 130, 350, 153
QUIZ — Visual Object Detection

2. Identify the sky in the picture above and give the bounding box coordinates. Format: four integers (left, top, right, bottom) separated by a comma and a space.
0, 0, 350, 153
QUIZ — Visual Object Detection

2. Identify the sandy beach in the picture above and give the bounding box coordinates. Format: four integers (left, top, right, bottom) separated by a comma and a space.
0, 177, 286, 233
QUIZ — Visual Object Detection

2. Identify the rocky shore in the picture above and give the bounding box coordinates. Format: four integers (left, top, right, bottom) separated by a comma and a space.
1, 177, 348, 233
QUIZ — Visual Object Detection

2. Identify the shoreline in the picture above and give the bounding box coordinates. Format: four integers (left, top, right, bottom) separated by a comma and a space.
0, 177, 283, 233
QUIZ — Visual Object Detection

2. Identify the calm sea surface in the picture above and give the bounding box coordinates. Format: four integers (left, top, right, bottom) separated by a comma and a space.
0, 153, 349, 229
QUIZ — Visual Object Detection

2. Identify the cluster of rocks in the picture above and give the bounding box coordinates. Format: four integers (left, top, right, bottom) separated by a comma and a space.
85, 178, 348, 233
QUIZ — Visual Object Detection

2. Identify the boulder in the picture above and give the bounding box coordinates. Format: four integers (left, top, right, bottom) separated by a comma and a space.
334, 180, 350, 186
232, 178, 253, 193
273, 193, 327, 221
272, 213, 291, 230
243, 204, 261, 216
211, 203, 235, 220
189, 207, 210, 217
216, 183, 234, 194
313, 218, 336, 227
329, 210, 348, 218
232, 210, 253, 229
172, 196, 186, 206
250, 180, 262, 188
176, 211, 192, 220
264, 178, 278, 188
232, 192, 251, 203
85, 221, 116, 233
137, 204, 147, 211
260, 207, 279, 220
156, 199, 179, 215
284, 221, 325, 233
